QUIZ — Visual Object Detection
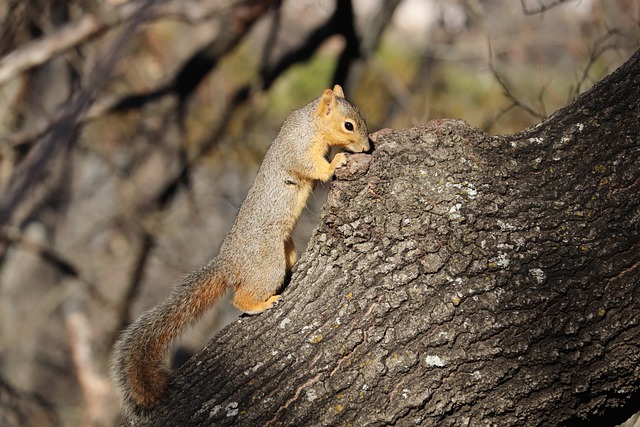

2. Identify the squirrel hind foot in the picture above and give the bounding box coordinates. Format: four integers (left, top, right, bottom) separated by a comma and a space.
233, 292, 282, 314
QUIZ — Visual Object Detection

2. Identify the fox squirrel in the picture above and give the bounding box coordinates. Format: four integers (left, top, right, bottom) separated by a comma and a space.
110, 85, 370, 417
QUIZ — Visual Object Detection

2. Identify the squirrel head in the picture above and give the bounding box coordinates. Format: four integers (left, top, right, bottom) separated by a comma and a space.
315, 85, 370, 153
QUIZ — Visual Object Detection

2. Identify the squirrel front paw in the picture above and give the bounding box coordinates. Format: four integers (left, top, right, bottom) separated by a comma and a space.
318, 152, 349, 181
332, 152, 348, 170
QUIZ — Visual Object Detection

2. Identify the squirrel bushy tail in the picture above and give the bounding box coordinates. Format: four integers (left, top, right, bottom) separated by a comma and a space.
110, 261, 226, 416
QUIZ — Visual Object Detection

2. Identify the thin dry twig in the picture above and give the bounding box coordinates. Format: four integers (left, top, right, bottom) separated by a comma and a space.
569, 28, 620, 101
0, 0, 156, 227
65, 301, 111, 427
0, 0, 249, 86
487, 41, 546, 121
520, 0, 578, 15
1, 225, 79, 277
0, 14, 101, 85
0, 225, 109, 305
0, 377, 58, 426
260, 0, 362, 90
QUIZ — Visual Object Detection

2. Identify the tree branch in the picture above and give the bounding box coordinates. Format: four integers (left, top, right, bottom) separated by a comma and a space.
64, 300, 111, 427
106, 0, 275, 114
0, 0, 155, 227
569, 28, 620, 101
260, 0, 362, 90
520, 0, 579, 15
0, 0, 272, 86
487, 41, 546, 121
0, 14, 101, 85
133, 48, 640, 427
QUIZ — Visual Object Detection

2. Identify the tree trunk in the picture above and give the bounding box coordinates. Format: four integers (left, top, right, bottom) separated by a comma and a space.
134, 50, 640, 426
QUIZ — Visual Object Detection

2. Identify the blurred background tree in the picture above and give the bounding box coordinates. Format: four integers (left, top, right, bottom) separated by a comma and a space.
0, 0, 637, 425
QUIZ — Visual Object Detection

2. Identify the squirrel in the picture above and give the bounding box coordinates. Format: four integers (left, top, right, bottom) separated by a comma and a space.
110, 84, 369, 417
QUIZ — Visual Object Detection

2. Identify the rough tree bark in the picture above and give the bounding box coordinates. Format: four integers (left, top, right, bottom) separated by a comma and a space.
132, 50, 640, 426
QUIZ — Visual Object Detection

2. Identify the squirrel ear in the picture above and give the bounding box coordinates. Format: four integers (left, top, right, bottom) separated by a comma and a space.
332, 85, 345, 98
318, 88, 334, 116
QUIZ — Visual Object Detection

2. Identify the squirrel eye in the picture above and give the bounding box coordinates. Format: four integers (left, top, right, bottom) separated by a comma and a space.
344, 121, 354, 132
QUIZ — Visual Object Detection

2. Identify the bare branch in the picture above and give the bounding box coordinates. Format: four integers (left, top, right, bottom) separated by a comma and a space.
0, 14, 101, 85
0, 377, 58, 426
0, 0, 156, 227
0, 225, 80, 277
491, 69, 544, 119
569, 28, 620, 101
520, 0, 579, 15
95, 0, 275, 115
0, 225, 109, 305
0, 0, 268, 86
343, 0, 402, 95
261, 0, 363, 90
482, 102, 517, 132
64, 302, 111, 427
487, 41, 546, 124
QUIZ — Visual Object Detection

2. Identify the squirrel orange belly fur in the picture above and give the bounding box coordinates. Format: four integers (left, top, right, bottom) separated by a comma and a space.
110, 85, 369, 417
